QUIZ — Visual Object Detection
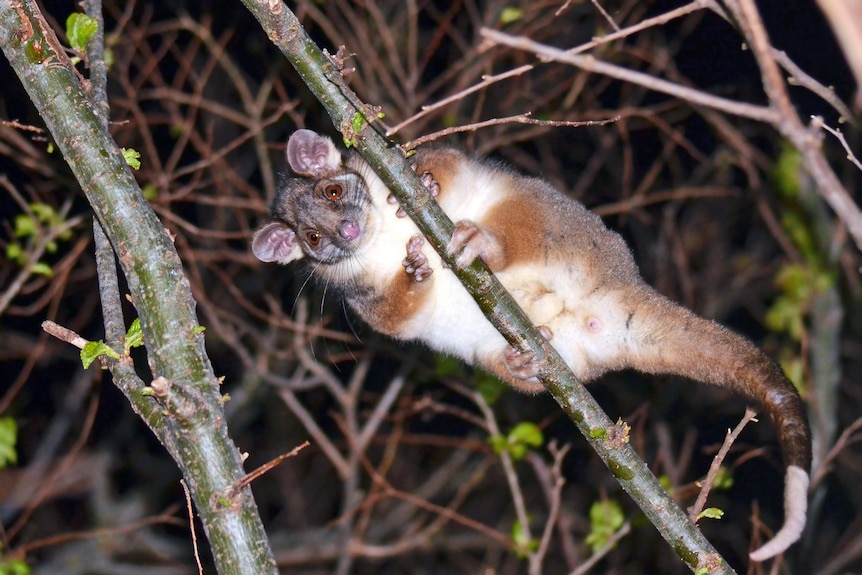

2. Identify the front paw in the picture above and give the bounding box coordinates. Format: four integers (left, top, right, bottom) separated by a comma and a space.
403, 234, 433, 282
388, 169, 440, 218
446, 220, 499, 270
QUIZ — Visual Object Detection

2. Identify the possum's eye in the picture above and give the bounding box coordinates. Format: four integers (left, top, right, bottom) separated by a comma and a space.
306, 231, 321, 245
323, 184, 342, 201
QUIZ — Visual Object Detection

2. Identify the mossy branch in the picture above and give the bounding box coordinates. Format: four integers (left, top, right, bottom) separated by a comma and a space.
0, 2, 277, 574
239, 1, 736, 572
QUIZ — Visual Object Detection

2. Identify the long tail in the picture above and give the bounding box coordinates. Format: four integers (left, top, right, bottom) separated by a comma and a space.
628, 291, 812, 561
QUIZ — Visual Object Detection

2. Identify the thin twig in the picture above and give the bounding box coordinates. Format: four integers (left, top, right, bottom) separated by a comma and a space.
41, 320, 89, 349
732, 0, 796, 119
348, 431, 515, 549
688, 408, 757, 523
480, 28, 778, 123
555, 0, 575, 16
815, 116, 862, 171
224, 441, 311, 499
15, 505, 184, 554
406, 114, 619, 149
590, 0, 620, 31
775, 50, 855, 124
279, 388, 348, 477
355, 355, 413, 453
810, 417, 862, 488
181, 479, 204, 575
1, 119, 45, 132
533, 441, 571, 575
570, 521, 632, 575
386, 64, 534, 136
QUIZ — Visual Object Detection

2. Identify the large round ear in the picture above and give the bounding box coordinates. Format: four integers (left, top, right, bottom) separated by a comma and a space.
252, 222, 304, 265
286, 129, 342, 177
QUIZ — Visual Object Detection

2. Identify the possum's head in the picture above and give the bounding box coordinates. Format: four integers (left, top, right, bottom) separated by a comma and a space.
252, 130, 375, 267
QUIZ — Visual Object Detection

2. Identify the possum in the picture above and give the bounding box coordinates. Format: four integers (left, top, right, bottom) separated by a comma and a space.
252, 129, 811, 561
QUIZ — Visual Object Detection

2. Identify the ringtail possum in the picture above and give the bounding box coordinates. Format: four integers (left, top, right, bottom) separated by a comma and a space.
253, 129, 811, 561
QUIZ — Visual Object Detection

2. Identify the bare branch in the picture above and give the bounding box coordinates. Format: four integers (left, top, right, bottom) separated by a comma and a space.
688, 408, 758, 522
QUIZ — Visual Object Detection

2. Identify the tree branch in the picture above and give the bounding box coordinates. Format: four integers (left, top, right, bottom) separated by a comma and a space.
0, 2, 277, 574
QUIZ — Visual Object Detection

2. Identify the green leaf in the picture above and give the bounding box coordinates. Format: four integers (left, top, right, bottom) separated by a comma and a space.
122, 148, 142, 170
351, 111, 367, 134
658, 474, 674, 494
124, 318, 144, 354
5, 243, 23, 264
81, 340, 120, 369
696, 507, 725, 521
585, 499, 625, 554
510, 520, 538, 558
488, 433, 507, 456
508, 442, 528, 460
766, 262, 834, 342
780, 210, 819, 262
508, 422, 543, 448
507, 422, 543, 460
0, 417, 18, 468
489, 422, 544, 461
711, 466, 734, 490
13, 214, 37, 238
771, 144, 802, 198
30, 202, 55, 223
499, 7, 524, 25
192, 325, 206, 335
0, 555, 30, 575
66, 13, 98, 53
775, 263, 811, 298
779, 350, 807, 393
29, 262, 53, 277
142, 183, 159, 201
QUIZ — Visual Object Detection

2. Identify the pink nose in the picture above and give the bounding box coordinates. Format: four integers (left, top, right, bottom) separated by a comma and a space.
339, 221, 360, 241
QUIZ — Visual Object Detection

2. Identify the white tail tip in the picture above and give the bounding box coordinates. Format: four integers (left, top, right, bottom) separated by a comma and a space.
749, 465, 809, 561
